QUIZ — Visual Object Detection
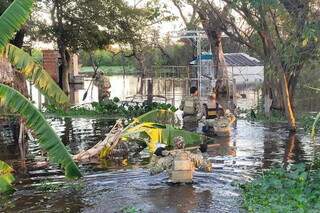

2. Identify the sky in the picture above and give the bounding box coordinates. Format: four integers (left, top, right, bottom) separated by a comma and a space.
126, 0, 190, 35
33, 0, 189, 49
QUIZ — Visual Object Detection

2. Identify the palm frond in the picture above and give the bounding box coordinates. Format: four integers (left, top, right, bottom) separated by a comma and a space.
0, 160, 15, 193
0, 84, 81, 179
3, 44, 70, 107
0, 0, 34, 48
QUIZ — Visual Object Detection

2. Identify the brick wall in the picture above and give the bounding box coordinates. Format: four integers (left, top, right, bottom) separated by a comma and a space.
43, 50, 59, 83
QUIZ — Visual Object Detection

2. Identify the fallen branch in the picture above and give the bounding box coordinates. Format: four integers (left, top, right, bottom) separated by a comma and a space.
73, 120, 124, 162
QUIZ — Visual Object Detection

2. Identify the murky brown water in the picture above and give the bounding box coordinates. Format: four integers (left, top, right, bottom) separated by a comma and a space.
0, 117, 316, 213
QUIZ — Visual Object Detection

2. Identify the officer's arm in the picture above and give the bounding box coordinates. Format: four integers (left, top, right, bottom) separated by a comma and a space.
196, 99, 204, 120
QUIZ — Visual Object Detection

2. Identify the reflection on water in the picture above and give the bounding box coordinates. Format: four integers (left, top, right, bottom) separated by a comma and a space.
0, 118, 316, 212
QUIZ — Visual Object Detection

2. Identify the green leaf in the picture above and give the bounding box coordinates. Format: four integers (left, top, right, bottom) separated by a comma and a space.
0, 84, 81, 179
131, 109, 176, 125
0, 0, 34, 49
3, 44, 70, 107
311, 112, 320, 138
0, 160, 15, 193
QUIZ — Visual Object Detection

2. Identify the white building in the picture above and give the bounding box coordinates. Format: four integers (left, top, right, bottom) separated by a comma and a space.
190, 52, 264, 87
190, 52, 264, 109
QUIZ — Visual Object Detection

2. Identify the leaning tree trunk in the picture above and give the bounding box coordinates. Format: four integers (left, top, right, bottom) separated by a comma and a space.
213, 32, 230, 110
270, 51, 297, 131
204, 27, 230, 109
281, 72, 297, 131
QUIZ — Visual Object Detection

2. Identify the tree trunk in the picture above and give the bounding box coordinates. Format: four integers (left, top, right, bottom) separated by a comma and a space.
281, 72, 297, 131
11, 27, 26, 48
270, 51, 297, 130
147, 79, 153, 104
0, 58, 14, 86
56, 1, 70, 96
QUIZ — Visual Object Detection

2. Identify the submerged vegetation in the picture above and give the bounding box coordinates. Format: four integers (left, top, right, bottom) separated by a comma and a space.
241, 164, 320, 212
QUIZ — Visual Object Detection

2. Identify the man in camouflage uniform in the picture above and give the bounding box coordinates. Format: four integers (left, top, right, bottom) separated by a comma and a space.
179, 86, 203, 132
95, 71, 111, 102
148, 136, 212, 183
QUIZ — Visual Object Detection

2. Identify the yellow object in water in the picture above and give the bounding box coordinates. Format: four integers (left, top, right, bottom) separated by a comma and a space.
122, 122, 164, 153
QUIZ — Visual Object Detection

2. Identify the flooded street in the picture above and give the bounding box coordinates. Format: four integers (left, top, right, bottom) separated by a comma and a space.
0, 117, 315, 213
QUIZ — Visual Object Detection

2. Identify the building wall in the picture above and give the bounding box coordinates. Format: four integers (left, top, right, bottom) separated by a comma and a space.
42, 50, 59, 83
228, 66, 264, 86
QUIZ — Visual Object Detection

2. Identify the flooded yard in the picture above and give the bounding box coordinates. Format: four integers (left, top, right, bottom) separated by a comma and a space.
0, 118, 315, 213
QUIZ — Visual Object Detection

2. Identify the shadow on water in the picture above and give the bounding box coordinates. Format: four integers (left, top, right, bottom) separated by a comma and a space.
0, 118, 316, 213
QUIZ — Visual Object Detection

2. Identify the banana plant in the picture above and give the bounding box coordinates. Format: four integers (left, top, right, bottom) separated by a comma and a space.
0, 0, 34, 49
0, 0, 81, 179
0, 160, 15, 194
0, 84, 81, 178
99, 109, 203, 158
122, 122, 203, 153
2, 44, 70, 107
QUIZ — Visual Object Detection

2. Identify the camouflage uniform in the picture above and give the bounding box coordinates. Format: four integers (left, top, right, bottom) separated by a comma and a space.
179, 96, 203, 132
149, 137, 212, 183
95, 72, 111, 102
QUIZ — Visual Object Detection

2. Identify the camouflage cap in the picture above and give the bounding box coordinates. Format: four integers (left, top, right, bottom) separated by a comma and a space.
174, 136, 185, 149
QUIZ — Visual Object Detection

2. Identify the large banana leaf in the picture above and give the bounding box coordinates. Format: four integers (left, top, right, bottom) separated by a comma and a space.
0, 160, 15, 193
0, 84, 81, 179
122, 122, 203, 153
0, 0, 34, 49
2, 44, 70, 107
127, 109, 178, 128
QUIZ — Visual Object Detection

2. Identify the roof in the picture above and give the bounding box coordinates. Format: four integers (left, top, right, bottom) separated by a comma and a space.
190, 52, 263, 67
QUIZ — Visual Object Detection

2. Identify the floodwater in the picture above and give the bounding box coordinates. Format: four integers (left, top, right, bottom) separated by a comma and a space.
0, 117, 316, 213
29, 75, 260, 110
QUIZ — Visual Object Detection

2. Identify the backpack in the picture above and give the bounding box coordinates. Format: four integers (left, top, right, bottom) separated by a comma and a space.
183, 96, 197, 115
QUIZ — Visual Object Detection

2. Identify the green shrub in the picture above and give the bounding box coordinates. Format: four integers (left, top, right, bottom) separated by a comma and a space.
241, 164, 320, 212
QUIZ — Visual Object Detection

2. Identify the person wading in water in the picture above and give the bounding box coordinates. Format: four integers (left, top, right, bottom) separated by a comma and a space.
179, 86, 203, 132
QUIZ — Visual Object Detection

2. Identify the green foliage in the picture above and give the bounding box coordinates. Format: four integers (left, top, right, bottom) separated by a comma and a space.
132, 108, 177, 125
0, 0, 33, 48
4, 44, 70, 107
241, 164, 320, 212
311, 112, 320, 137
79, 50, 135, 67
45, 100, 177, 119
0, 160, 15, 194
121, 206, 142, 213
300, 113, 320, 135
247, 109, 286, 123
31, 48, 43, 64
121, 109, 202, 153
80, 66, 138, 75
0, 84, 81, 179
